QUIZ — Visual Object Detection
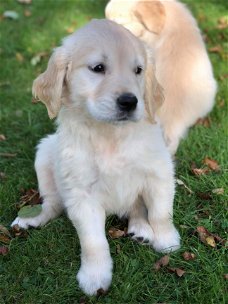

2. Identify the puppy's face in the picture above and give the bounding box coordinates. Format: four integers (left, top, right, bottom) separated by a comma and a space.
68, 22, 146, 123
33, 20, 163, 123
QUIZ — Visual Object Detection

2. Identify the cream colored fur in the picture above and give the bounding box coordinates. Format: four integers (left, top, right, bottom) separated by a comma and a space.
106, 0, 217, 154
11, 20, 180, 295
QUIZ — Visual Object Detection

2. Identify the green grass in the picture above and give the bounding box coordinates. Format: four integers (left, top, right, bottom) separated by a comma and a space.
0, 0, 227, 303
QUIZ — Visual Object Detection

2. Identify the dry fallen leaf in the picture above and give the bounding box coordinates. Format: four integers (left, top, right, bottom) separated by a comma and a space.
176, 179, 193, 194
197, 192, 212, 200
191, 164, 209, 176
196, 226, 226, 248
10, 224, 28, 238
224, 274, 228, 280
0, 225, 11, 237
195, 117, 211, 127
17, 188, 42, 209
217, 16, 228, 29
16, 52, 24, 62
0, 234, 11, 244
0, 134, 6, 141
154, 255, 170, 271
209, 45, 223, 54
167, 267, 185, 277
203, 157, 220, 171
0, 246, 9, 255
205, 236, 216, 248
182, 252, 196, 261
108, 227, 125, 239
66, 26, 74, 34
24, 9, 31, 17
212, 188, 224, 195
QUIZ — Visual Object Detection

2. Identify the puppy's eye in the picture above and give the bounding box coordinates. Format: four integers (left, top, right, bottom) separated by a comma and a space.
135, 66, 143, 75
89, 64, 105, 73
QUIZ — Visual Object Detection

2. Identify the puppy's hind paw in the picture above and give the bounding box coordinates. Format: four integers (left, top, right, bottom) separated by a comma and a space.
152, 225, 180, 253
128, 219, 154, 245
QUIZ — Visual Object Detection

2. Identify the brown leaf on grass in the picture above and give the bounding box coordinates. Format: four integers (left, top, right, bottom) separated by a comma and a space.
196, 226, 226, 248
17, 188, 42, 209
0, 172, 6, 180
203, 157, 220, 171
219, 75, 228, 82
10, 224, 28, 239
182, 252, 196, 261
197, 192, 212, 200
66, 26, 74, 34
24, 9, 31, 17
195, 117, 211, 127
0, 246, 9, 255
0, 134, 6, 141
0, 225, 11, 237
16, 52, 24, 62
224, 274, 228, 280
108, 227, 126, 239
212, 188, 224, 195
209, 45, 223, 54
167, 267, 185, 277
154, 255, 170, 271
191, 163, 209, 176
176, 179, 193, 194
205, 236, 216, 248
196, 226, 211, 245
217, 16, 228, 29
0, 234, 11, 244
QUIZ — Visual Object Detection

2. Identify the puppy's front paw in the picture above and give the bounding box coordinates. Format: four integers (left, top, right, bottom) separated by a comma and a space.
152, 224, 180, 253
11, 213, 47, 229
128, 219, 154, 244
77, 257, 113, 295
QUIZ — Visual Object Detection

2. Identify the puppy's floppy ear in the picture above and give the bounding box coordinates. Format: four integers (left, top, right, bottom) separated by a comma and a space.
134, 0, 166, 35
144, 50, 164, 123
32, 47, 69, 119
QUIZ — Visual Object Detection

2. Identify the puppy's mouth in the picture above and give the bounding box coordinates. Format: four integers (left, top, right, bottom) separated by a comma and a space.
115, 112, 137, 122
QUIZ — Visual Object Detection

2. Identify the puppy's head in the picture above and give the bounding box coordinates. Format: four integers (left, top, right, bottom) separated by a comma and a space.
33, 19, 163, 123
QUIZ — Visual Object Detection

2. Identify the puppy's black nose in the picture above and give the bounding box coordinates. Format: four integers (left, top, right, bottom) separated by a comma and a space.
117, 93, 138, 112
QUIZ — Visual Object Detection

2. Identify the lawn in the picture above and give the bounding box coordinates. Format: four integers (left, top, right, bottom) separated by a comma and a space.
0, 0, 227, 303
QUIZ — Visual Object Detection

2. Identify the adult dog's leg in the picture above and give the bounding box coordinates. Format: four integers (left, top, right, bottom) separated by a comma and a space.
11, 136, 63, 228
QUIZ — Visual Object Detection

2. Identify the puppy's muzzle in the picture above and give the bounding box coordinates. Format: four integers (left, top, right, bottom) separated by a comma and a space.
117, 93, 138, 112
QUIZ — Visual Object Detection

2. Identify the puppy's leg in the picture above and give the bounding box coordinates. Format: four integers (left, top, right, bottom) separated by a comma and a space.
143, 175, 180, 252
66, 200, 112, 295
11, 136, 63, 229
128, 197, 154, 244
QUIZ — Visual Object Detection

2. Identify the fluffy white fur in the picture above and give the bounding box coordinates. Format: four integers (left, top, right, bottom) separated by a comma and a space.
105, 0, 217, 154
12, 20, 180, 295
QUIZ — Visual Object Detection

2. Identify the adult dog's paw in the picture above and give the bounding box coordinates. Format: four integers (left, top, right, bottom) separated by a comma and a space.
77, 258, 113, 295
152, 225, 180, 253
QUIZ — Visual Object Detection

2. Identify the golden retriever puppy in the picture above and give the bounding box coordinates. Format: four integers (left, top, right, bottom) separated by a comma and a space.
11, 20, 180, 295
106, 0, 217, 154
